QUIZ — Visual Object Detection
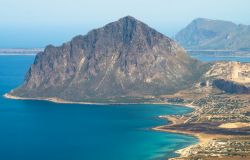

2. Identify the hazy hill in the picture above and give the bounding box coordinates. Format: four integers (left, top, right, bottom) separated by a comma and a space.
175, 18, 250, 51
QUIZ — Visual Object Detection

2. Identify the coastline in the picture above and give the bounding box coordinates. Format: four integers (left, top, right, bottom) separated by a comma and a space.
3, 93, 195, 108
152, 113, 201, 159
3, 93, 107, 105
4, 92, 199, 159
153, 123, 220, 160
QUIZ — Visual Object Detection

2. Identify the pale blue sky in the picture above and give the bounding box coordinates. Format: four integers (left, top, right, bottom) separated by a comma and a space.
0, 0, 250, 48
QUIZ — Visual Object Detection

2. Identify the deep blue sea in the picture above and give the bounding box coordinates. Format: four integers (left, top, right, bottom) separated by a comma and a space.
189, 51, 250, 62
192, 55, 250, 62
0, 55, 197, 160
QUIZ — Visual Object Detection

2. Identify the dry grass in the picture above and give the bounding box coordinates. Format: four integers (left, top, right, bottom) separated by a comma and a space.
218, 122, 250, 129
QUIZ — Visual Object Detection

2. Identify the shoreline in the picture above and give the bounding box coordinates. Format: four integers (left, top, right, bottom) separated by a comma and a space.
4, 92, 199, 159
4, 93, 108, 105
153, 125, 211, 159
153, 120, 225, 160
153, 126, 200, 159
3, 93, 196, 108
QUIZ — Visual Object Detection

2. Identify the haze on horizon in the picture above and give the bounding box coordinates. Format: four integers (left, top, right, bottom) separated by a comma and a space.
0, 0, 249, 48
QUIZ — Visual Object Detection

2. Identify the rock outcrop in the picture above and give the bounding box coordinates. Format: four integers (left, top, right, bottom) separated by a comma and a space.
212, 79, 250, 94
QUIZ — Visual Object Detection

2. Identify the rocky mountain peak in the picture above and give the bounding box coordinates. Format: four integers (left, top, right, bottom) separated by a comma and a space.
71, 15, 169, 54
9, 16, 206, 102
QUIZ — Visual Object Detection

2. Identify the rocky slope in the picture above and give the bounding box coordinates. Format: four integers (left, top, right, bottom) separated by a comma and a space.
175, 18, 250, 51
8, 16, 206, 102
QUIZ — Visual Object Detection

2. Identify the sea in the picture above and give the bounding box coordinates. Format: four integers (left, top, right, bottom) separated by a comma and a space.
1, 52, 249, 160
0, 55, 196, 160
188, 50, 250, 62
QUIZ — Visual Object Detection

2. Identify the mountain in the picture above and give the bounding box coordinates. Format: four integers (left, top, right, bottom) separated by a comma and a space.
175, 18, 250, 51
7, 16, 206, 102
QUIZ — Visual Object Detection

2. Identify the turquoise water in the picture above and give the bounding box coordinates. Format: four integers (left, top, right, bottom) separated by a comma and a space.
0, 55, 197, 160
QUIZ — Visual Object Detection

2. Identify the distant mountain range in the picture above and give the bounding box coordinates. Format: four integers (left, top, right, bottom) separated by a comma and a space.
175, 18, 250, 51
0, 48, 43, 53
7, 16, 206, 102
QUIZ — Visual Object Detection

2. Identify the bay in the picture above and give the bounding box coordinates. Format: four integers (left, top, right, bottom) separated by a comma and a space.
0, 55, 196, 160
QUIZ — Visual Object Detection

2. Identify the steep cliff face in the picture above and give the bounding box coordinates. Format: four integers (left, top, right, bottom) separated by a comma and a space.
175, 18, 250, 51
9, 16, 205, 102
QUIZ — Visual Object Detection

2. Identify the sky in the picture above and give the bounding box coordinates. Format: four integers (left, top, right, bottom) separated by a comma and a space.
0, 0, 250, 48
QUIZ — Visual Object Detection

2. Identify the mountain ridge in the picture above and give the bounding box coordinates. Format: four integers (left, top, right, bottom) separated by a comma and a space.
175, 18, 250, 51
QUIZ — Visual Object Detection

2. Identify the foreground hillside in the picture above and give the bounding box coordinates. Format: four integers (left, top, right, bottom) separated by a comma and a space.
175, 18, 250, 51
155, 61, 250, 160
6, 16, 206, 102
